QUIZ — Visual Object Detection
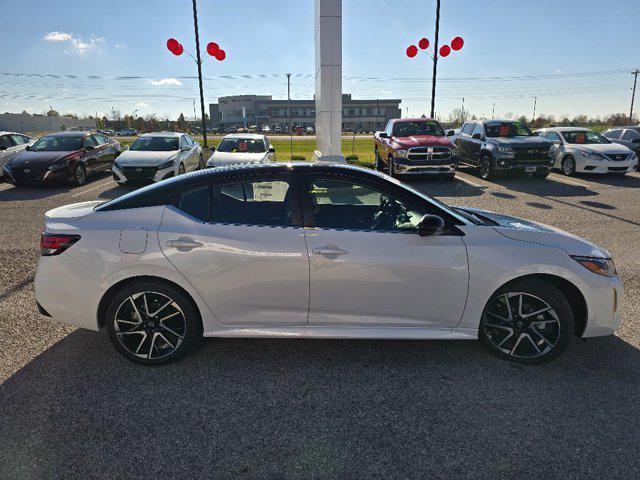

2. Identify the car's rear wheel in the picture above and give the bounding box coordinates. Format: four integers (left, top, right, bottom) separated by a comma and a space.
388, 156, 396, 178
561, 156, 576, 176
72, 163, 87, 186
374, 150, 384, 171
479, 279, 573, 365
105, 281, 202, 365
178, 162, 185, 176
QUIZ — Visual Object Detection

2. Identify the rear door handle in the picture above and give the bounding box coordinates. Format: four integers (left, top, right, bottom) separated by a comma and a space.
312, 244, 349, 256
165, 237, 203, 251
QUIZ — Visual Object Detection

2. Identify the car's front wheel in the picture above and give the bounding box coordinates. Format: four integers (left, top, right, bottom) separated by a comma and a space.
105, 281, 202, 365
72, 163, 87, 186
479, 155, 495, 180
561, 156, 576, 176
479, 279, 573, 365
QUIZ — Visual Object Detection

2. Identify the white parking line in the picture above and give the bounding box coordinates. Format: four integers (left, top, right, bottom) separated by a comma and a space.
548, 174, 590, 188
71, 180, 114, 198
456, 174, 487, 189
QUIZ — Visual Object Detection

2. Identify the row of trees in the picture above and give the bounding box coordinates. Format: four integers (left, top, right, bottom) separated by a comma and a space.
445, 108, 636, 129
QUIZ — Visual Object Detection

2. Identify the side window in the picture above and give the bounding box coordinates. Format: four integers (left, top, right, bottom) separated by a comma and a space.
471, 123, 484, 137
306, 177, 424, 233
212, 177, 293, 226
179, 136, 188, 149
82, 136, 97, 148
92, 134, 105, 145
604, 129, 622, 139
385, 121, 393, 136
546, 132, 561, 142
0, 135, 14, 149
462, 123, 474, 135
622, 129, 640, 141
21, 135, 33, 143
177, 184, 211, 222
10, 134, 26, 145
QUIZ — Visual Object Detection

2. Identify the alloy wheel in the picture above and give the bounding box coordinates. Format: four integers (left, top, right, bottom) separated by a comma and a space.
480, 158, 491, 179
562, 157, 575, 176
178, 163, 185, 175
113, 291, 186, 360
481, 292, 561, 359
75, 165, 86, 185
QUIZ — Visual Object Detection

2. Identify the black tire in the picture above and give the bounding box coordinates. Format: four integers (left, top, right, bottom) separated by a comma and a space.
72, 163, 87, 186
561, 156, 576, 176
197, 154, 204, 170
388, 156, 396, 178
178, 162, 186, 176
479, 155, 495, 180
105, 281, 203, 366
533, 170, 550, 179
479, 279, 573, 365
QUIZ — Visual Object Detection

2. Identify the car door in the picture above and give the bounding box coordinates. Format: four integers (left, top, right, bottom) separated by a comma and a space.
178, 135, 194, 171
157, 174, 310, 326
81, 135, 101, 173
185, 135, 199, 170
469, 123, 484, 164
456, 122, 473, 162
544, 131, 564, 168
300, 173, 469, 327
264, 137, 275, 162
91, 134, 112, 171
620, 129, 640, 153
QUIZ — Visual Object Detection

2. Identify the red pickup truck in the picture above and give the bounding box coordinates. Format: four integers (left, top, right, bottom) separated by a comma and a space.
374, 118, 459, 179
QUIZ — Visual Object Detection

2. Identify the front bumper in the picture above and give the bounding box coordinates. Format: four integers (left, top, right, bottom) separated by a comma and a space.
576, 159, 638, 174
392, 156, 459, 175
3, 164, 74, 185
493, 154, 553, 172
112, 164, 174, 184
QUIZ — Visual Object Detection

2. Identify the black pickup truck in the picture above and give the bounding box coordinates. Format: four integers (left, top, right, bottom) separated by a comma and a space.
451, 120, 554, 179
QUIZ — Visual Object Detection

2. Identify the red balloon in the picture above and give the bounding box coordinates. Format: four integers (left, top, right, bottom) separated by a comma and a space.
418, 38, 429, 50
172, 43, 184, 56
406, 45, 418, 58
439, 44, 451, 57
214, 49, 226, 61
206, 42, 219, 56
451, 36, 464, 51
166, 38, 179, 53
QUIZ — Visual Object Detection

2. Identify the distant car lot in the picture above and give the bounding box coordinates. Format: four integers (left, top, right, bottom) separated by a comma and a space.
1, 167, 640, 477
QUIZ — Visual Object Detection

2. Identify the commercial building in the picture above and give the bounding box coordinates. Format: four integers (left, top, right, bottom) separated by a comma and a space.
209, 94, 401, 132
0, 113, 96, 133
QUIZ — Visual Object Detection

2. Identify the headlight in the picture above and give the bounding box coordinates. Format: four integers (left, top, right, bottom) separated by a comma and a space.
157, 159, 175, 170
497, 146, 515, 155
548, 148, 555, 158
395, 150, 408, 158
577, 149, 605, 161
571, 256, 617, 277
48, 158, 70, 171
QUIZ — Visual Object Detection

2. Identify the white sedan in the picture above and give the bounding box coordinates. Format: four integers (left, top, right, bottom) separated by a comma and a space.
536, 127, 637, 175
35, 163, 621, 365
207, 133, 275, 168
112, 132, 203, 185
0, 132, 35, 177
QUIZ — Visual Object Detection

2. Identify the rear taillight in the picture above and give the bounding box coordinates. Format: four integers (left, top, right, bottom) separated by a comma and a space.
40, 233, 80, 256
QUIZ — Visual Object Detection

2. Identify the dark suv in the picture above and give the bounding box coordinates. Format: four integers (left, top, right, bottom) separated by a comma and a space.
602, 126, 640, 158
453, 120, 554, 179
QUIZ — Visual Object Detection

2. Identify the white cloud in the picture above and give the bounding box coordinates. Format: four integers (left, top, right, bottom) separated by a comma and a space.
148, 78, 183, 86
115, 41, 128, 49
43, 31, 105, 54
135, 102, 149, 109
44, 31, 72, 42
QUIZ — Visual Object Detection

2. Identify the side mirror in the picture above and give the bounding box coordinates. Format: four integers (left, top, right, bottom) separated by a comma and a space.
472, 133, 483, 140
122, 144, 129, 150
268, 147, 276, 153
418, 214, 445, 237
378, 132, 389, 139
181, 146, 190, 152
25, 145, 31, 151
446, 130, 455, 136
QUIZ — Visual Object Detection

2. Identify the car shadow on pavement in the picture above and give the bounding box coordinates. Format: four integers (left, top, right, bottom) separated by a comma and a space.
487, 174, 600, 199
1, 331, 639, 479
0, 184, 71, 201
578, 173, 640, 188
98, 184, 139, 200
405, 177, 485, 198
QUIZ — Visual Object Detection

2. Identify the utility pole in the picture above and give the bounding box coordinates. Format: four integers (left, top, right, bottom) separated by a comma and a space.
630, 69, 639, 124
191, 0, 208, 147
286, 73, 292, 158
461, 97, 465, 122
430, 0, 441, 118
532, 96, 537, 123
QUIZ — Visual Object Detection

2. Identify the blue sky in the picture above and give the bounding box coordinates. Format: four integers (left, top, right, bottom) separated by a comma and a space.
1, 0, 638, 121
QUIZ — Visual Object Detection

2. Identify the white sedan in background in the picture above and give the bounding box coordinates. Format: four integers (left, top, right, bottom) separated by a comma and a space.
35, 163, 621, 366
0, 132, 35, 177
536, 127, 637, 176
207, 133, 275, 168
112, 132, 203, 185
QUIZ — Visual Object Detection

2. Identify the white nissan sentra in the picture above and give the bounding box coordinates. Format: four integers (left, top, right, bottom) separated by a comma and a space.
35, 163, 621, 366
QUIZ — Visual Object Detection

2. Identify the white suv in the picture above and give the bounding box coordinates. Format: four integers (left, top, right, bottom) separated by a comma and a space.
536, 127, 637, 176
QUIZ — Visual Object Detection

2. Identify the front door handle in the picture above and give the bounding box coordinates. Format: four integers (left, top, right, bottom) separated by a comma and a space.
165, 237, 203, 251
312, 244, 349, 256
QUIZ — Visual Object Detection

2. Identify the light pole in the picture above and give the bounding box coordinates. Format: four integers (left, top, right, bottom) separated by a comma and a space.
630, 69, 639, 123
532, 96, 537, 123
166, 0, 227, 148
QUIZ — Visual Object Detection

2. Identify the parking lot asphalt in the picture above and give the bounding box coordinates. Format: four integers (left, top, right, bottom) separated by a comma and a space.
1, 168, 640, 479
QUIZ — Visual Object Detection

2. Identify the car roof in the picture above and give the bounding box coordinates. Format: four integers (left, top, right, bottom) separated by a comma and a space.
139, 132, 183, 138
41, 131, 89, 137
0, 131, 29, 136
391, 118, 438, 123
542, 127, 592, 132
222, 133, 266, 139
606, 126, 640, 131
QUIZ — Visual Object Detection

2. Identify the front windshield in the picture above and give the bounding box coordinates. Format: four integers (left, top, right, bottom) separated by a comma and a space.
129, 137, 179, 151
561, 130, 610, 145
30, 136, 83, 152
217, 138, 265, 153
392, 121, 444, 137
485, 121, 533, 138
